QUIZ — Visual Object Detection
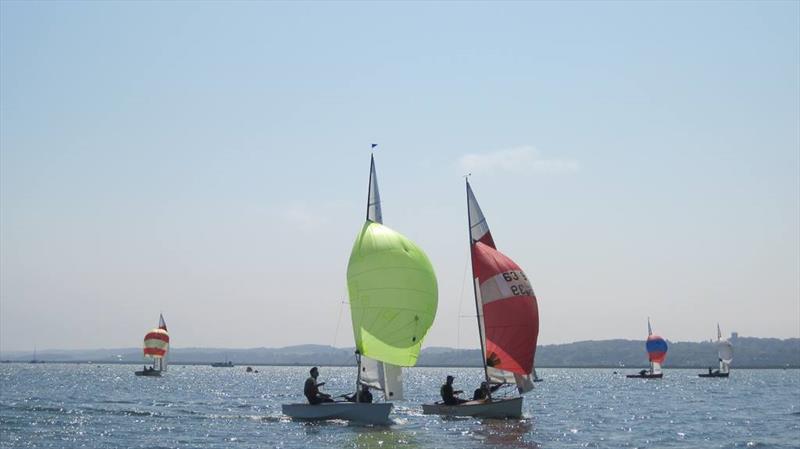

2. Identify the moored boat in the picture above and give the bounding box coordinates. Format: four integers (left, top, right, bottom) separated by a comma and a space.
422, 179, 540, 419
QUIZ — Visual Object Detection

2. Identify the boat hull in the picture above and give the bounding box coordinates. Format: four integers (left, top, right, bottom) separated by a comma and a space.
421, 397, 523, 419
281, 402, 393, 425
134, 370, 162, 377
626, 373, 663, 379
698, 372, 729, 378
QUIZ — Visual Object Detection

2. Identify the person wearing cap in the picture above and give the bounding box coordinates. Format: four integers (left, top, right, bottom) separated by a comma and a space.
304, 367, 333, 405
440, 375, 467, 405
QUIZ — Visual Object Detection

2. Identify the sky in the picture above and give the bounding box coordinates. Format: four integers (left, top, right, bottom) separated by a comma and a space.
1, 1, 798, 353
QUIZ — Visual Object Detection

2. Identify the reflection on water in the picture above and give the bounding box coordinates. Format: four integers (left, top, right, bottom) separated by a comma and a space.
0, 365, 798, 449
346, 427, 419, 449
472, 419, 538, 448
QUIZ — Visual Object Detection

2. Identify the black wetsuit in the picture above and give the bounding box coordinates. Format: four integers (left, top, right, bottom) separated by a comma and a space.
440, 383, 467, 405
304, 377, 332, 405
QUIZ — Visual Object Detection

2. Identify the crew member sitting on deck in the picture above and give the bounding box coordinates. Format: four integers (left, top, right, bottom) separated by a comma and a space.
304, 367, 333, 405
472, 381, 501, 400
440, 375, 468, 405
345, 384, 373, 403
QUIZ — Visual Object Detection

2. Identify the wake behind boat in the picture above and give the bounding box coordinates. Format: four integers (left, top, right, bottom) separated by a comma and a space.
423, 180, 540, 420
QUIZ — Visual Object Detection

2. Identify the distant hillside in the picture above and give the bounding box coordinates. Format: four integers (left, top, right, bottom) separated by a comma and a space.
2, 336, 798, 368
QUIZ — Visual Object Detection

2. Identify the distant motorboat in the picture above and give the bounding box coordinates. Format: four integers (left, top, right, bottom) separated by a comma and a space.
699, 323, 733, 378
135, 314, 169, 377
211, 359, 234, 368
627, 318, 667, 379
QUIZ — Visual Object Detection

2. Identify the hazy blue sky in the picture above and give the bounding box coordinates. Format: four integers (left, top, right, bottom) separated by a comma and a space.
1, 1, 798, 352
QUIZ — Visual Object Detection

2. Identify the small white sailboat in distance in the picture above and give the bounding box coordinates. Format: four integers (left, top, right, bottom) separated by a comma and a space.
135, 314, 169, 377
699, 323, 733, 378
282, 150, 438, 424
423, 179, 540, 419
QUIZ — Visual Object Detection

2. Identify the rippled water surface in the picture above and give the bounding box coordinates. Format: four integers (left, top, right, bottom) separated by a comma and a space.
1, 365, 798, 448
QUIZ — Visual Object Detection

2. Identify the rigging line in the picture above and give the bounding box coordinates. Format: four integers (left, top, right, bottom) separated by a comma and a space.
456, 251, 470, 350
332, 299, 347, 348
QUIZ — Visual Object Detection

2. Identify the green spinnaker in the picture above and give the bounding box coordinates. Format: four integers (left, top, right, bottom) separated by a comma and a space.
347, 221, 438, 367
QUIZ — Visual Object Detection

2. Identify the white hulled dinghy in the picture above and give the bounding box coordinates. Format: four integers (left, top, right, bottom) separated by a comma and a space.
135, 314, 169, 377
282, 150, 438, 424
422, 180, 540, 419
699, 323, 732, 378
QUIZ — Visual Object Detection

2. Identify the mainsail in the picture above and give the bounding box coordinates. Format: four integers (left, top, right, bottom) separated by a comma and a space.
143, 314, 170, 371
467, 181, 539, 394
347, 154, 438, 400
645, 318, 667, 375
716, 323, 733, 373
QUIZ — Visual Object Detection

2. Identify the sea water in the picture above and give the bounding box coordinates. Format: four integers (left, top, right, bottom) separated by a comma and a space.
1, 364, 798, 448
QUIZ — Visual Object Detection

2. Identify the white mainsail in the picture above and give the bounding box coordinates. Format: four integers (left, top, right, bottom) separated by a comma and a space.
716, 324, 733, 374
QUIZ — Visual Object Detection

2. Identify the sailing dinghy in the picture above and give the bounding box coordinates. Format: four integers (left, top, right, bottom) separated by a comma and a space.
135, 314, 169, 377
699, 323, 732, 378
626, 318, 666, 379
282, 152, 438, 424
423, 180, 539, 419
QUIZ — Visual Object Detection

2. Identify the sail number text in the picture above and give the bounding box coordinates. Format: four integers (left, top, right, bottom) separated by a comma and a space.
501, 271, 533, 297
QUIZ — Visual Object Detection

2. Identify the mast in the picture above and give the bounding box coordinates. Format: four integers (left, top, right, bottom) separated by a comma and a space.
466, 179, 492, 398
647, 317, 653, 373
366, 154, 375, 222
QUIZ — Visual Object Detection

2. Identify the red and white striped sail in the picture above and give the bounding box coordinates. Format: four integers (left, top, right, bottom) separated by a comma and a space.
467, 182, 539, 393
143, 314, 170, 372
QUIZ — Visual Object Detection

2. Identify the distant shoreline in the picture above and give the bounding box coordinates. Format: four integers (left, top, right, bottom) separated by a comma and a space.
2, 361, 798, 369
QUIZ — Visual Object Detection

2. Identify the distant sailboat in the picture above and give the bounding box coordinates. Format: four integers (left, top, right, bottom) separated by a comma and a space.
135, 314, 169, 377
699, 323, 733, 378
423, 179, 540, 419
627, 318, 667, 379
29, 347, 44, 364
282, 151, 438, 424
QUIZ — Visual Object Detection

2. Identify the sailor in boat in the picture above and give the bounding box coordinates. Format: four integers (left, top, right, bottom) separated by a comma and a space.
472, 381, 501, 401
638, 369, 648, 376
440, 375, 468, 405
304, 367, 333, 405
345, 384, 373, 403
